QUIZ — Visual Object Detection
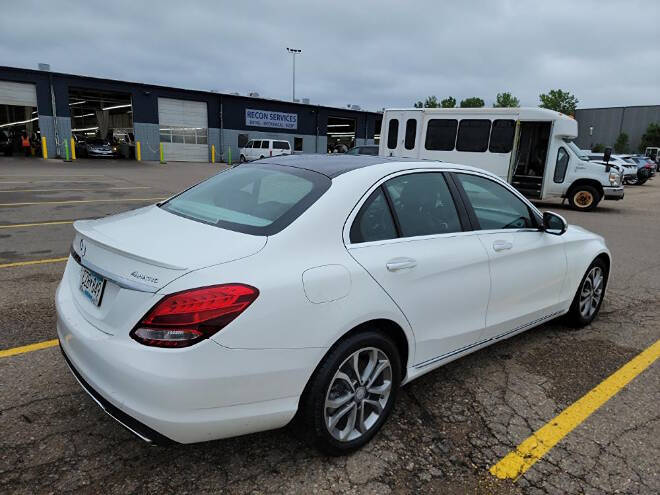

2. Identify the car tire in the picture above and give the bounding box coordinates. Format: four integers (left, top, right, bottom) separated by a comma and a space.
566, 257, 608, 327
239, 154, 246, 163
635, 178, 647, 186
567, 185, 600, 211
259, 155, 265, 160
298, 330, 401, 455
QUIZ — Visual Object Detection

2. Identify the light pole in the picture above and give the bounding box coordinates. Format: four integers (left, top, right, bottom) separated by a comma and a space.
286, 47, 301, 102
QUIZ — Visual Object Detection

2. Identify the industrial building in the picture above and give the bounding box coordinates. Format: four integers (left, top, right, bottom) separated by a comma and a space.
0, 65, 381, 163
574, 105, 660, 151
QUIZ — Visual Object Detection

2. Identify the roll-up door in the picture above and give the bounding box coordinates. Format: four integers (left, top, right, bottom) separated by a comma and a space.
0, 81, 37, 107
157, 98, 208, 162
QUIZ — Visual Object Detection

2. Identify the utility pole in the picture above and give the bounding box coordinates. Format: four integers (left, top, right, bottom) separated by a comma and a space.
286, 48, 301, 102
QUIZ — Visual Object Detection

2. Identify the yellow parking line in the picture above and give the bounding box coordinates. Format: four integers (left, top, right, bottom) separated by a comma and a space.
0, 186, 150, 193
490, 339, 660, 480
0, 197, 166, 207
0, 339, 59, 358
0, 220, 74, 229
0, 257, 68, 269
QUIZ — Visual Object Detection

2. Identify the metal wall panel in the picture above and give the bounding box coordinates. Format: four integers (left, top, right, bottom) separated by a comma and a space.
157, 98, 207, 127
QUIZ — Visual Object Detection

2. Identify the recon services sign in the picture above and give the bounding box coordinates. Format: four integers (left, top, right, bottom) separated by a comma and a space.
245, 109, 298, 130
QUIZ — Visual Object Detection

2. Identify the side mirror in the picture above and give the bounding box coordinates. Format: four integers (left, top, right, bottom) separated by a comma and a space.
542, 211, 568, 236
603, 147, 612, 172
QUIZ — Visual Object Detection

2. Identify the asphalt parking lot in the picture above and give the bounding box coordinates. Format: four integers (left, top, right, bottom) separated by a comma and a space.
1, 156, 658, 494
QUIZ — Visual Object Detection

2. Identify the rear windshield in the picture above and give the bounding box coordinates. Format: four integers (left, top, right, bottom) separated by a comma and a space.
161, 164, 331, 235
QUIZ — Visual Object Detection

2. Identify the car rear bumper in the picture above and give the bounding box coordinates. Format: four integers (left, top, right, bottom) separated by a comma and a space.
603, 186, 624, 200
56, 280, 322, 444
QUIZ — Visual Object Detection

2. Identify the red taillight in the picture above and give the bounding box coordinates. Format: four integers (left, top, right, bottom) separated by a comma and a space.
130, 284, 259, 348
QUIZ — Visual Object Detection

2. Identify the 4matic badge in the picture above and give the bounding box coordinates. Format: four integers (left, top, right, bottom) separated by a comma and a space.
130, 271, 159, 285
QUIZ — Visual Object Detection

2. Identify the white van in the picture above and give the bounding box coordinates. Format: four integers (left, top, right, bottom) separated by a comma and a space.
240, 139, 292, 162
379, 107, 624, 211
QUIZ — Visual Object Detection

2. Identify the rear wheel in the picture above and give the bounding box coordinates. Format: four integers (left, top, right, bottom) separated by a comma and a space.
566, 258, 608, 327
299, 330, 401, 455
239, 154, 246, 163
568, 185, 600, 211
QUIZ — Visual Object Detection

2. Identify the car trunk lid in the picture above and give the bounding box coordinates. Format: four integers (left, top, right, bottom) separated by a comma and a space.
67, 205, 266, 335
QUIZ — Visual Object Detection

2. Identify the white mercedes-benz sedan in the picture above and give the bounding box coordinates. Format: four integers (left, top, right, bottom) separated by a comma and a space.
57, 155, 610, 454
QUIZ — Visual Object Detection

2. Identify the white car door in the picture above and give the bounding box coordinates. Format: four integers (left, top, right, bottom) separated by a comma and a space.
453, 172, 567, 339
346, 171, 491, 366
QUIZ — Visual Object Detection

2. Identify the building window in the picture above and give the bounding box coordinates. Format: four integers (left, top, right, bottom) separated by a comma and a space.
425, 119, 457, 151
159, 126, 208, 145
456, 120, 491, 152
294, 137, 303, 151
404, 119, 417, 150
489, 120, 516, 153
238, 134, 249, 148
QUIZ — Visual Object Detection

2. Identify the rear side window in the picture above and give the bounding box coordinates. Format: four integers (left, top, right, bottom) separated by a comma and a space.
405, 119, 417, 150
425, 119, 457, 151
161, 164, 330, 235
489, 120, 516, 153
387, 119, 399, 150
456, 120, 491, 152
554, 147, 569, 183
384, 173, 461, 237
456, 173, 535, 230
273, 141, 290, 149
350, 188, 397, 243
261, 141, 269, 149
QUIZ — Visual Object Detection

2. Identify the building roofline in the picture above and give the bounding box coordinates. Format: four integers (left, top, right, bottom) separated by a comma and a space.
0, 64, 381, 116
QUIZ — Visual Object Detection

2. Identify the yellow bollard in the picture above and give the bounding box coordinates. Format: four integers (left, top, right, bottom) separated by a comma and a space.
211, 145, 215, 163
70, 137, 76, 160
159, 143, 166, 164
41, 137, 48, 159
136, 141, 141, 161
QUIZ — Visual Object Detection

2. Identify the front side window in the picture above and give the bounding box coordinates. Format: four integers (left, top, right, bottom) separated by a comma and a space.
456, 120, 491, 152
425, 119, 457, 151
252, 140, 261, 149
489, 120, 516, 153
161, 164, 330, 235
349, 187, 397, 243
387, 119, 399, 150
404, 119, 417, 150
384, 173, 461, 237
554, 147, 570, 183
456, 173, 535, 230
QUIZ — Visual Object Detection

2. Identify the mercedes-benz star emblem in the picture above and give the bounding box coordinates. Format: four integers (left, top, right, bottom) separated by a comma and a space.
79, 239, 87, 257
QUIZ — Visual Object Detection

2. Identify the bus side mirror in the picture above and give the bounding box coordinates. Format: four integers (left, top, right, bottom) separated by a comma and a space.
603, 147, 612, 164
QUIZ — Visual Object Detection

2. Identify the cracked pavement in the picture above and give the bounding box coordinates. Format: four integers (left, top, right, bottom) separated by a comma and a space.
1, 159, 658, 494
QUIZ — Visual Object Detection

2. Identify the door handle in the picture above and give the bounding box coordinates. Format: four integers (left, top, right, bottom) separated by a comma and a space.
386, 257, 417, 271
492, 240, 513, 252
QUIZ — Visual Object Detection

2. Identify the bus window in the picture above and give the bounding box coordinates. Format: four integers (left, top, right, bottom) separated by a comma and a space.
489, 120, 516, 153
456, 120, 491, 152
387, 119, 399, 150
425, 119, 457, 151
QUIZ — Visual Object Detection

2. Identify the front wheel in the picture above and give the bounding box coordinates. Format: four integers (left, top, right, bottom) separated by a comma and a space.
299, 330, 401, 455
566, 258, 608, 327
567, 185, 600, 211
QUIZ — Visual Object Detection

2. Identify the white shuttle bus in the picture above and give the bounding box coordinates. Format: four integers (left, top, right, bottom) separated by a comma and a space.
379, 107, 624, 211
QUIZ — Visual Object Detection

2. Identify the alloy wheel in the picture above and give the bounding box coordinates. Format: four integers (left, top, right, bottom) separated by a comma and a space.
324, 347, 392, 442
574, 190, 594, 208
579, 266, 604, 319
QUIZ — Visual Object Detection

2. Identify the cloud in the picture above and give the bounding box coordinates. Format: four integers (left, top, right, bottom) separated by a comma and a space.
1, 0, 658, 110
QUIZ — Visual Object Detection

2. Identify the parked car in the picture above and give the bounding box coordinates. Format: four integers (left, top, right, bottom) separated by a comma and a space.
0, 130, 12, 156
78, 138, 118, 158
621, 155, 656, 185
588, 154, 638, 184
346, 145, 379, 156
239, 139, 291, 162
58, 155, 611, 454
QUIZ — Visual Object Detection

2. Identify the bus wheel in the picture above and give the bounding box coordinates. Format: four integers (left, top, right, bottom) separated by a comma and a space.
568, 186, 600, 211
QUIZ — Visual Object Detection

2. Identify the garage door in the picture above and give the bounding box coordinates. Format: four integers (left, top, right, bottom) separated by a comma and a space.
158, 98, 208, 162
0, 81, 37, 107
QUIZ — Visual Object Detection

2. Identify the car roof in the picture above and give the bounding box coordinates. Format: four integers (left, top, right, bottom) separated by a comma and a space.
252, 154, 490, 179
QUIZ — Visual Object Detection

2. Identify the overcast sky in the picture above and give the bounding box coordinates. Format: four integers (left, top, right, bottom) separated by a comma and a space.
1, 1, 658, 111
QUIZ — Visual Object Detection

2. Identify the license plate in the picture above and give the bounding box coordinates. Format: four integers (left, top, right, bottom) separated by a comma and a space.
79, 266, 106, 306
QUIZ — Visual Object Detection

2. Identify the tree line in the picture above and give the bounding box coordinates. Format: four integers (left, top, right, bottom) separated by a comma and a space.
413, 89, 577, 115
